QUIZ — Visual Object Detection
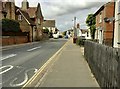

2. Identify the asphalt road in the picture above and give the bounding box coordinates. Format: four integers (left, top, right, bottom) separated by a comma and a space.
1, 38, 67, 88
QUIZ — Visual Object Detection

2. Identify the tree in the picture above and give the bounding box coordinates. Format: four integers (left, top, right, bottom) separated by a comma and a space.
43, 27, 49, 34
63, 31, 67, 36
2, 19, 21, 32
86, 14, 96, 39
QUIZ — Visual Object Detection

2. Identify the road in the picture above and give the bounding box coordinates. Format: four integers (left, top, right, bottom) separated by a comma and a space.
1, 38, 67, 87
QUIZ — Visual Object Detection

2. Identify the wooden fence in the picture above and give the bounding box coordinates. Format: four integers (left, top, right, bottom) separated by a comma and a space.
84, 41, 120, 89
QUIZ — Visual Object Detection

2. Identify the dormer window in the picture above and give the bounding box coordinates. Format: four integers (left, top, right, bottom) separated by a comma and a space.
18, 15, 22, 21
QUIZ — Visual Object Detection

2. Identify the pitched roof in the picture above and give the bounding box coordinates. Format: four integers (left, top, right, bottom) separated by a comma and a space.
16, 9, 35, 26
42, 20, 55, 27
94, 5, 104, 16
36, 3, 43, 18
94, 2, 114, 16
80, 29, 88, 34
26, 7, 37, 18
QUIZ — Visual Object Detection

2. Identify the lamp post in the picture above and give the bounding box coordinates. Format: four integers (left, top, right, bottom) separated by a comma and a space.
73, 17, 77, 43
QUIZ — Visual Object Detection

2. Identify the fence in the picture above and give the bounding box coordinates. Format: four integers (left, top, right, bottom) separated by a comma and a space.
84, 41, 120, 89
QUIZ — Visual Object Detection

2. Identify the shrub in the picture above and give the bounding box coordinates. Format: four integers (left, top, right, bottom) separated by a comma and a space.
76, 37, 86, 46
42, 28, 49, 34
2, 19, 21, 32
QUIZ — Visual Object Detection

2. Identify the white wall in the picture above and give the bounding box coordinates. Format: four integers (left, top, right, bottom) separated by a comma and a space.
114, 1, 120, 48
77, 29, 91, 39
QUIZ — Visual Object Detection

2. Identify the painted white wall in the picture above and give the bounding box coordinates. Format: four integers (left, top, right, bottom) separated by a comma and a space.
77, 29, 91, 39
95, 27, 103, 44
86, 29, 91, 39
98, 30, 103, 44
114, 1, 120, 48
77, 28, 82, 37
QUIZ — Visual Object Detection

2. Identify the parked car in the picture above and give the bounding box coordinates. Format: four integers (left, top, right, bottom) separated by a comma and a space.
64, 35, 68, 39
53, 33, 59, 39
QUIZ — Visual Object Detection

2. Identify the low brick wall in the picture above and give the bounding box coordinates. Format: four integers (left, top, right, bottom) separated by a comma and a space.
1, 36, 28, 46
84, 41, 120, 88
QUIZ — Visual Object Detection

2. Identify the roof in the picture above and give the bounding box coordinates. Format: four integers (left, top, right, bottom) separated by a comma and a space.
80, 29, 88, 34
42, 20, 55, 27
93, 5, 104, 16
16, 9, 35, 26
26, 7, 37, 18
94, 2, 114, 16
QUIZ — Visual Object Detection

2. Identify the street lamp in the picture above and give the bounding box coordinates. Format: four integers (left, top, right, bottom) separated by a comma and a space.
72, 17, 77, 43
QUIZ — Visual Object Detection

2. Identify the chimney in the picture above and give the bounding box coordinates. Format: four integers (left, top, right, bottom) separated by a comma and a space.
22, 0, 29, 10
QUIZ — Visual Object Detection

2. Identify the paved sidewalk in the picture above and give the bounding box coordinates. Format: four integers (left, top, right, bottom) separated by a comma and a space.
36, 38, 100, 87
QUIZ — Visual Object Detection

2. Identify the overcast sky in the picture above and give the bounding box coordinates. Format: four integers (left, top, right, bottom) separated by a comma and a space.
15, 0, 111, 32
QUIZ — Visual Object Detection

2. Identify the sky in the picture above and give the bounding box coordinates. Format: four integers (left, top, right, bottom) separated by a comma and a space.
14, 0, 111, 32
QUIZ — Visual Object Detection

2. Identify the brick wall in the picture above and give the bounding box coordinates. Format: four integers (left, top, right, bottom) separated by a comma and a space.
1, 36, 28, 46
104, 2, 114, 46
95, 2, 115, 46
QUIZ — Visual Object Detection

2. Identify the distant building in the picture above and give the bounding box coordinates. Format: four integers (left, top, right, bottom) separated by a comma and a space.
94, 2, 115, 46
78, 29, 91, 39
42, 20, 56, 33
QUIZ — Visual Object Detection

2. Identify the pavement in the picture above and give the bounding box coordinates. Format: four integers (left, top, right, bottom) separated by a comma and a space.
27, 38, 100, 87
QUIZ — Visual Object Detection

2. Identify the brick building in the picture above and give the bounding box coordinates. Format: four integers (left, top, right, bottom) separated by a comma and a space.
94, 2, 115, 46
1, 0, 44, 43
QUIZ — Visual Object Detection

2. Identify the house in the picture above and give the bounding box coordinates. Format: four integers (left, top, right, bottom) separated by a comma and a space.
20, 0, 44, 41
42, 20, 56, 33
114, 0, 120, 48
1, 0, 44, 43
22, 0, 44, 41
94, 2, 115, 46
77, 29, 91, 39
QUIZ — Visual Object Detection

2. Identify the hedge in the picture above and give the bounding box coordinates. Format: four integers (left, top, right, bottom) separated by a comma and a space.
2, 19, 21, 32
76, 36, 86, 46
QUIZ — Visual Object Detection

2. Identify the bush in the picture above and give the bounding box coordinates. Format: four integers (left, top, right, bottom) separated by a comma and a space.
63, 31, 67, 36
2, 19, 21, 32
76, 37, 86, 46
43, 28, 49, 34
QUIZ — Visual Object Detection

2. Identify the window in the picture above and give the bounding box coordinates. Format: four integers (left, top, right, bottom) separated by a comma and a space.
38, 19, 40, 24
87, 32, 89, 37
18, 15, 22, 21
99, 13, 102, 23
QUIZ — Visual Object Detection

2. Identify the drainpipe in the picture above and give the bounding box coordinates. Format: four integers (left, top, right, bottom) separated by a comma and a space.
31, 25, 34, 42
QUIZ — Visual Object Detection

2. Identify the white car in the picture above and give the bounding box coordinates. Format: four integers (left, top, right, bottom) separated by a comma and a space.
53, 33, 59, 39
